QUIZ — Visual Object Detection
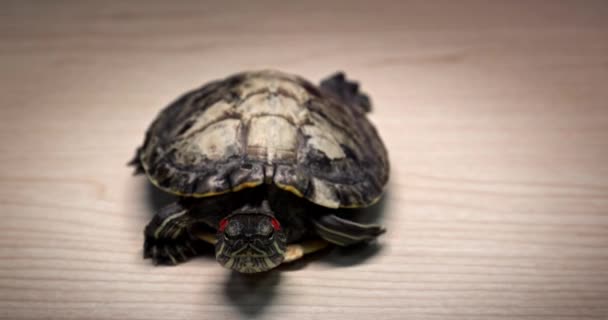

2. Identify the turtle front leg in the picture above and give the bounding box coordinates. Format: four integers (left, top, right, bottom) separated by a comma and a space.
143, 202, 204, 265
313, 214, 386, 246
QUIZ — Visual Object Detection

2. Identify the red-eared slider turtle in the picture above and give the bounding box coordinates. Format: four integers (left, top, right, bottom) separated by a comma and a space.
130, 70, 389, 273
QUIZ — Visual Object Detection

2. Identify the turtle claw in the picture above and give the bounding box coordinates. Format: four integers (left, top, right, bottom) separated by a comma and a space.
143, 238, 199, 265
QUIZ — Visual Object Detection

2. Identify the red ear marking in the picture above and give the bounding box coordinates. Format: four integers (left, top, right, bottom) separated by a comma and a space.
271, 218, 281, 231
219, 218, 229, 232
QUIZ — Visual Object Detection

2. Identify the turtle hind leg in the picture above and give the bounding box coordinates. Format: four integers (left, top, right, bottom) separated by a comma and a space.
313, 214, 386, 247
143, 202, 208, 265
320, 72, 372, 113
127, 147, 145, 175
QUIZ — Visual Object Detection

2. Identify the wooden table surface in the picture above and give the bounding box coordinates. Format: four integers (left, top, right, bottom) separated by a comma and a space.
2, 1, 608, 319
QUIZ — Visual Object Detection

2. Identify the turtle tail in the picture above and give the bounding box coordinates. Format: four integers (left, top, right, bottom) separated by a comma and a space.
320, 72, 372, 113
128, 147, 145, 175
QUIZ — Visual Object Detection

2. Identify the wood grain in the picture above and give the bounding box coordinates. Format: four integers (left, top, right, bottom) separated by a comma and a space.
1, 1, 608, 319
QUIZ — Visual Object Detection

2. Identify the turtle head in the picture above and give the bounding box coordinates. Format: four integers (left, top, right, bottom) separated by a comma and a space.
215, 212, 286, 273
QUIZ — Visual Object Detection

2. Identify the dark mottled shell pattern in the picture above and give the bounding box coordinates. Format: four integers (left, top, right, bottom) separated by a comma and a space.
139, 70, 388, 208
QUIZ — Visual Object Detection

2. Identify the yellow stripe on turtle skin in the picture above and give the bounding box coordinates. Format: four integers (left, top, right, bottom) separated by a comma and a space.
171, 224, 185, 239
224, 258, 235, 269
264, 257, 276, 269
164, 246, 178, 265
215, 242, 225, 257
335, 219, 384, 230
175, 246, 187, 261
231, 245, 248, 256
273, 241, 285, 255
184, 241, 198, 255
313, 221, 378, 242
154, 210, 188, 238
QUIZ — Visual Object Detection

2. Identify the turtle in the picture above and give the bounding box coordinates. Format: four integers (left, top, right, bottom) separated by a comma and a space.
130, 70, 389, 273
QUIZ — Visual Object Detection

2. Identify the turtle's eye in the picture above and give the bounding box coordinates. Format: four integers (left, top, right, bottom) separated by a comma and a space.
265, 218, 280, 239
224, 226, 239, 240
259, 222, 273, 237
219, 218, 238, 240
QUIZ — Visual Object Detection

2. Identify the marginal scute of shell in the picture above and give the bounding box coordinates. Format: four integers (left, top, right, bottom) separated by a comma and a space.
311, 177, 340, 208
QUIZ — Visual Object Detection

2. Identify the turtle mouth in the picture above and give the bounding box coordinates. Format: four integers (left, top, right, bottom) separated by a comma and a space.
217, 248, 284, 273
216, 244, 285, 273
232, 244, 273, 257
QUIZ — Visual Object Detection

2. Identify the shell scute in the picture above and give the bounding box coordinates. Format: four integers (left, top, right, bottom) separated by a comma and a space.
139, 70, 388, 208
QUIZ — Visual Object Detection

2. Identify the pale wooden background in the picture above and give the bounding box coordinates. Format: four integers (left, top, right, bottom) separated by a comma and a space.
1, 1, 608, 319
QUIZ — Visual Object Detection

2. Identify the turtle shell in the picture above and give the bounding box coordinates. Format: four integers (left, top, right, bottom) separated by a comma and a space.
139, 70, 388, 208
